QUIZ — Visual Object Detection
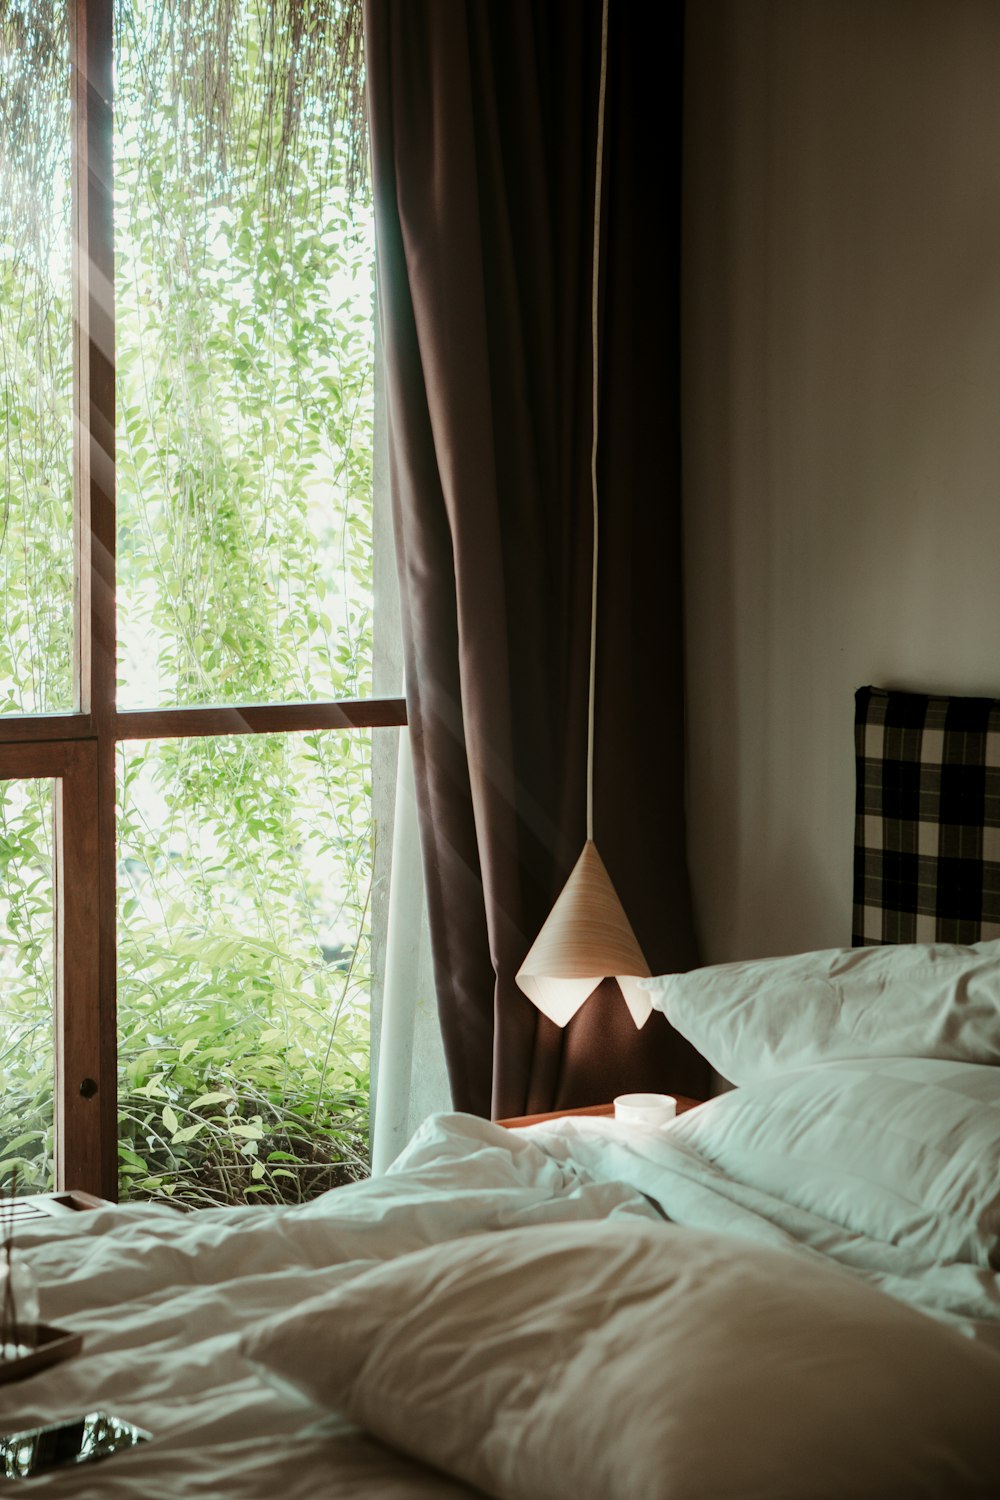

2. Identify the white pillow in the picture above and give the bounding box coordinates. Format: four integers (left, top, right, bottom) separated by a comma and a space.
669, 1056, 1000, 1267
242, 1220, 1000, 1500
642, 939, 1000, 1083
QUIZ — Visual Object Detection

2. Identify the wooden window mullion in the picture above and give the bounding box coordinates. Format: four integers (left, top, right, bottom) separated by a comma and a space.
0, 743, 105, 1195
53, 741, 106, 1194
68, 0, 117, 1198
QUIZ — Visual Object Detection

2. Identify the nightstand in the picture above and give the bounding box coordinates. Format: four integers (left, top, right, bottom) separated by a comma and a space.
498, 1095, 704, 1129
6, 1192, 111, 1228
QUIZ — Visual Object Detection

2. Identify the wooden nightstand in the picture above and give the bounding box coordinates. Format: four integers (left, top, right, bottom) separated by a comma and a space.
498, 1095, 704, 1129
6, 1192, 111, 1228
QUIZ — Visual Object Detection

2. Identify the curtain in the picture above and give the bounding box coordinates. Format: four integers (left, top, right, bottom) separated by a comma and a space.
365, 0, 710, 1119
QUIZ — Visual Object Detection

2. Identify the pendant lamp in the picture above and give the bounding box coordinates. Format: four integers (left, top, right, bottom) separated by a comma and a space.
515, 0, 652, 1031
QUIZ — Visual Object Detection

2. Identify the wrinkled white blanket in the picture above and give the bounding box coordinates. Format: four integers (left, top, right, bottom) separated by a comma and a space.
522, 1114, 1000, 1345
2, 1109, 998, 1496
2, 1118, 653, 1497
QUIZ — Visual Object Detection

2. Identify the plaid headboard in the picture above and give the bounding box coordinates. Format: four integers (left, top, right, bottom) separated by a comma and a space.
853, 685, 1000, 946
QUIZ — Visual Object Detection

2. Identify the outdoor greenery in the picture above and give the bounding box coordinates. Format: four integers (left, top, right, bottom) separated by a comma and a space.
0, 0, 380, 1206
115, 729, 375, 1206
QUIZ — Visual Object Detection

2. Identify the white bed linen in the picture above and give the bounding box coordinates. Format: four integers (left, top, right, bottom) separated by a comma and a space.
524, 1112, 1000, 1346
4, 1105, 1000, 1495
641, 938, 1000, 1082
1, 1119, 657, 1497
244, 1220, 1000, 1500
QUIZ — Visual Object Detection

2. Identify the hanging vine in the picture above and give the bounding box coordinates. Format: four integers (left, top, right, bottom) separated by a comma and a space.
0, 0, 378, 1205
113, 0, 369, 207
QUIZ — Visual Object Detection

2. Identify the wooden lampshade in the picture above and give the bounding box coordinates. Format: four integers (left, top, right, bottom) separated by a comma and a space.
515, 841, 652, 1028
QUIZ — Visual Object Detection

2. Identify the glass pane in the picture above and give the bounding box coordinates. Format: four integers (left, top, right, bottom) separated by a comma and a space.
116, 730, 382, 1206
0, 779, 55, 1192
114, 1, 375, 709
0, 3, 75, 716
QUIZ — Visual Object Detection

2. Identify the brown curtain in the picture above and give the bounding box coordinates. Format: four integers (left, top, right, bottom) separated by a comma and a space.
365, 0, 710, 1119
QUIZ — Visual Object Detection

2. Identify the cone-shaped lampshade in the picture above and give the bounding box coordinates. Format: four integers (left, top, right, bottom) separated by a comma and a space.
515, 840, 652, 1029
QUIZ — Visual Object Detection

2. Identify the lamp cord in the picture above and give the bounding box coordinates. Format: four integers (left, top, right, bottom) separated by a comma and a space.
586, 0, 609, 845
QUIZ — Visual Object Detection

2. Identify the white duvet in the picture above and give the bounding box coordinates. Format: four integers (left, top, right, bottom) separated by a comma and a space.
3, 1090, 1000, 1498
3, 1125, 651, 1497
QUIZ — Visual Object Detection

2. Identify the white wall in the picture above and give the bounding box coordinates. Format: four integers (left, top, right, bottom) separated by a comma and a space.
683, 0, 1000, 964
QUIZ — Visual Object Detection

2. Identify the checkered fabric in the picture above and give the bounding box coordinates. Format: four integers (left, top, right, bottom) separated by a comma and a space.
853, 685, 1000, 946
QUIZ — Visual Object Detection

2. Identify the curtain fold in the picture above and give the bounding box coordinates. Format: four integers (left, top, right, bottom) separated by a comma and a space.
365, 0, 710, 1119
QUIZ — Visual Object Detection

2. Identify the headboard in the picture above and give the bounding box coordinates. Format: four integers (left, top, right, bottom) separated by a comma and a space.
854, 685, 1000, 946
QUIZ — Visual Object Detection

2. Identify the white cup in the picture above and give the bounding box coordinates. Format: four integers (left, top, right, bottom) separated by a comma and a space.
613, 1092, 677, 1126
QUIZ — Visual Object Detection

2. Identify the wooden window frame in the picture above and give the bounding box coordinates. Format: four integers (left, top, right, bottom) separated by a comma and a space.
0, 0, 405, 1200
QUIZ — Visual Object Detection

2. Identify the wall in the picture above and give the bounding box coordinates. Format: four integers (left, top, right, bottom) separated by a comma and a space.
682, 0, 1000, 964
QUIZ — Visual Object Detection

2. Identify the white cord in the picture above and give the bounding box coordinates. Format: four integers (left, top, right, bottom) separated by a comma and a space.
586, 0, 609, 844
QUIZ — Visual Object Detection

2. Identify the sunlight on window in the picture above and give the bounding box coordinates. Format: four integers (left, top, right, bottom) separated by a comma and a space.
109, 1, 382, 1206
114, 0, 376, 710
0, 1, 75, 717
1, 0, 385, 1205
116, 730, 380, 1206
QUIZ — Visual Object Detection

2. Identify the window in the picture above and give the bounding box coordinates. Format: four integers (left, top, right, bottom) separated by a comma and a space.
0, 0, 404, 1203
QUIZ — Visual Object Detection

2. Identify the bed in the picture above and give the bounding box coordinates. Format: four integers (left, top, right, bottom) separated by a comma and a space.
2, 684, 999, 1499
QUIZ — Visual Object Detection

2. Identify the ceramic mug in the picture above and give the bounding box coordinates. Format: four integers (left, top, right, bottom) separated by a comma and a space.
613, 1092, 677, 1126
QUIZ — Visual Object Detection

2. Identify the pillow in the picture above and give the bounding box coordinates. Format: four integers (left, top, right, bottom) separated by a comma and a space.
641, 938, 1000, 1084
242, 1219, 1000, 1500
668, 1056, 1000, 1268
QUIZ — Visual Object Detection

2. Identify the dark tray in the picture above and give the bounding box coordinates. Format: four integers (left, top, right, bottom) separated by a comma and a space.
0, 1325, 83, 1384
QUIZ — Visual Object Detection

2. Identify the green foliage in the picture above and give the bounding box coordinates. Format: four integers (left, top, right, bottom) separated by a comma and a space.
0, 732, 377, 1207
0, 780, 55, 1193
0, 0, 75, 717
115, 730, 375, 1206
0, 0, 380, 1208
114, 0, 375, 710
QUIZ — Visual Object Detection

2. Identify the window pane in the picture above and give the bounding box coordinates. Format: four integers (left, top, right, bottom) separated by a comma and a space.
116, 730, 382, 1206
0, 779, 55, 1191
114, 1, 375, 709
0, 3, 75, 717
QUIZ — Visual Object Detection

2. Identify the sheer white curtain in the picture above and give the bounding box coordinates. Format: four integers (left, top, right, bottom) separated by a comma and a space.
371, 729, 450, 1173
369, 318, 449, 1171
